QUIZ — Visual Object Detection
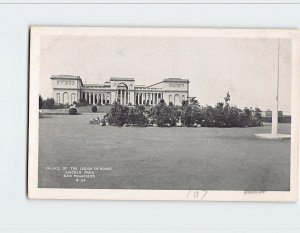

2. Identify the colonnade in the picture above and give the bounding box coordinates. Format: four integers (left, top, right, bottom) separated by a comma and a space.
115, 89, 130, 105
82, 92, 110, 105
135, 92, 163, 106
81, 91, 164, 106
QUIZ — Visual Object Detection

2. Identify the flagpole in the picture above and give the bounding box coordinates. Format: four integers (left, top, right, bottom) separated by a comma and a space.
272, 39, 280, 135
255, 38, 290, 139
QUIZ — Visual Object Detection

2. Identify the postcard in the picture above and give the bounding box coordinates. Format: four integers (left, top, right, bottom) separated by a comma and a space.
28, 26, 300, 201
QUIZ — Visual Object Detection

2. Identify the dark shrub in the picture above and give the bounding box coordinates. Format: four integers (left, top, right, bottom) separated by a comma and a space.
180, 92, 263, 128
68, 107, 77, 115
181, 100, 189, 107
104, 102, 129, 126
159, 99, 165, 105
92, 106, 97, 112
149, 103, 179, 127
127, 105, 148, 126
56, 103, 65, 109
97, 92, 263, 128
79, 98, 88, 106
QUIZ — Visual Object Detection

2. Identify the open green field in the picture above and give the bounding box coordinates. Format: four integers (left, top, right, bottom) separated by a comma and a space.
38, 114, 291, 191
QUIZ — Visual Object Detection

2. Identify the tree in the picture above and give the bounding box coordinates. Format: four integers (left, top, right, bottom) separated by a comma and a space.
180, 100, 204, 127
253, 107, 263, 126
39, 95, 43, 109
42, 98, 55, 109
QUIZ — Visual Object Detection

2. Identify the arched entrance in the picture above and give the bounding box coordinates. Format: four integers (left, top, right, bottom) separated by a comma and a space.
117, 83, 129, 105
63, 92, 69, 104
174, 94, 180, 106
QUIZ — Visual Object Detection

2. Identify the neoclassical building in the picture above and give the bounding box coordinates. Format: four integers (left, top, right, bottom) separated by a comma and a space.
51, 75, 190, 106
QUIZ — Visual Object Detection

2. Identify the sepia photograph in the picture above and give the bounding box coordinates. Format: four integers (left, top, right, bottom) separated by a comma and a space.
28, 27, 300, 201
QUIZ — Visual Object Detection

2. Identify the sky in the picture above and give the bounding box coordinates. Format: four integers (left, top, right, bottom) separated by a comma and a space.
39, 36, 291, 114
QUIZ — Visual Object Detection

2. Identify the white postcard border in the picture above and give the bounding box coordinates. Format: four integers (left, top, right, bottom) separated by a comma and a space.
28, 27, 300, 201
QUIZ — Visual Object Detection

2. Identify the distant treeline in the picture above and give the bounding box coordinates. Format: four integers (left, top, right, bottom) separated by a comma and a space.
262, 116, 291, 124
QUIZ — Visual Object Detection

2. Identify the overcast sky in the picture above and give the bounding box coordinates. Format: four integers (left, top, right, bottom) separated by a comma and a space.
40, 36, 291, 114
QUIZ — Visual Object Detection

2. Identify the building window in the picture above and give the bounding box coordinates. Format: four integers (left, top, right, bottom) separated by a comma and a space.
182, 95, 185, 101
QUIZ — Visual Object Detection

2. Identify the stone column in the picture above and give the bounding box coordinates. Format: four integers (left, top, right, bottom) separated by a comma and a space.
151, 93, 153, 105
124, 90, 126, 105
120, 90, 123, 105
89, 92, 92, 104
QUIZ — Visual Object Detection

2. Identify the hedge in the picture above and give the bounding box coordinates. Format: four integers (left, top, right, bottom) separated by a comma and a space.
98, 92, 263, 128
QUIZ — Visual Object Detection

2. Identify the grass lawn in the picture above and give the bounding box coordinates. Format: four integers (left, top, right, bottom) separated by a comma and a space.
38, 114, 291, 191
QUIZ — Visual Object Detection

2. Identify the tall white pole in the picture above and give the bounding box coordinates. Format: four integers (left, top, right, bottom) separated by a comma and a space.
272, 39, 280, 135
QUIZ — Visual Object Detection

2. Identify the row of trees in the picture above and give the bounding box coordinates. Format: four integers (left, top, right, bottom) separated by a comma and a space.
39, 95, 68, 109
39, 95, 78, 109
102, 92, 263, 128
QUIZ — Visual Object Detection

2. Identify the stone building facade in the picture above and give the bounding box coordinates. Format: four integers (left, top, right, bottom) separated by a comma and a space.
51, 75, 190, 106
